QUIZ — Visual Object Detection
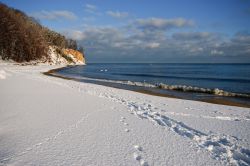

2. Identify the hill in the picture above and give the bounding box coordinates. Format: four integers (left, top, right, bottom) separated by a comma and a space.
0, 2, 85, 65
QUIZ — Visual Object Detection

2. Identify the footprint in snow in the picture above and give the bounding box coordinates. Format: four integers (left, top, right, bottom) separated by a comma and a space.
120, 117, 126, 122
140, 160, 149, 166
125, 129, 130, 132
133, 153, 141, 160
26, 147, 32, 151
34, 142, 42, 147
133, 147, 149, 166
134, 145, 143, 151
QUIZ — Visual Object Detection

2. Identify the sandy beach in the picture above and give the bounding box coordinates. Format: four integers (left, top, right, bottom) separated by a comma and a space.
1, 63, 250, 166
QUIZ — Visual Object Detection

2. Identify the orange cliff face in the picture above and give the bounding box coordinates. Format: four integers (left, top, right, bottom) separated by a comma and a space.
63, 49, 86, 64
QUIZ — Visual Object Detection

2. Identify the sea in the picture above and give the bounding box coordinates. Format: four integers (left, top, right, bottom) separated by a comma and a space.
54, 63, 250, 107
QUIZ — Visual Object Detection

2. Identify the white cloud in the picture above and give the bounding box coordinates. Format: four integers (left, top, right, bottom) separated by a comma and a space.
32, 10, 77, 20
145, 42, 160, 48
232, 33, 250, 43
211, 50, 224, 55
85, 4, 97, 11
172, 32, 212, 40
82, 16, 96, 22
84, 4, 101, 15
189, 47, 204, 54
63, 21, 250, 62
64, 30, 86, 40
106, 11, 129, 19
135, 18, 194, 30
66, 26, 210, 57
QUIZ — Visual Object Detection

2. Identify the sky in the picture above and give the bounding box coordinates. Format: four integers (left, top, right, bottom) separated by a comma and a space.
2, 0, 250, 63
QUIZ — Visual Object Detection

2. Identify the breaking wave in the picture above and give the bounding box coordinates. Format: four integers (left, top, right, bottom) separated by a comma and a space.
71, 75, 250, 98
121, 81, 250, 98
115, 73, 250, 83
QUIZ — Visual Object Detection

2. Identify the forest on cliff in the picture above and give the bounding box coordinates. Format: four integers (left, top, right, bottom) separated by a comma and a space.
0, 2, 83, 62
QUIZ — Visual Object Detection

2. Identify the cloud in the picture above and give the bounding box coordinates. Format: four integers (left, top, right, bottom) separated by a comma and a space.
231, 32, 250, 43
145, 42, 160, 48
64, 30, 86, 40
135, 18, 194, 31
64, 20, 250, 62
106, 11, 129, 19
85, 4, 97, 11
84, 4, 101, 15
82, 16, 96, 22
217, 32, 250, 56
211, 50, 224, 55
172, 32, 213, 41
32, 10, 77, 20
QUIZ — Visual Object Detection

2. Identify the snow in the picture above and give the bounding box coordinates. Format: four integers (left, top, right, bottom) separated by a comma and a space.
0, 68, 11, 80
134, 145, 143, 151
0, 63, 250, 166
47, 46, 84, 65
0, 70, 7, 79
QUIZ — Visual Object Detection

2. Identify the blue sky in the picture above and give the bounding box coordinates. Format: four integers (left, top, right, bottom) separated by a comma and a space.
2, 0, 250, 63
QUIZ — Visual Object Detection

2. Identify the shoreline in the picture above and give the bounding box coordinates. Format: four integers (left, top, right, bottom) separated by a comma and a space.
44, 66, 250, 108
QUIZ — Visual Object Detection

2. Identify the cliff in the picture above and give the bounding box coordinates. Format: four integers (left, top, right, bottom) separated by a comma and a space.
63, 49, 85, 64
0, 3, 86, 65
48, 46, 85, 65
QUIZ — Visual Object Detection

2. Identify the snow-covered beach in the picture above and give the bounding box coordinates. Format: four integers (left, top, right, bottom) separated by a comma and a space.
0, 63, 250, 166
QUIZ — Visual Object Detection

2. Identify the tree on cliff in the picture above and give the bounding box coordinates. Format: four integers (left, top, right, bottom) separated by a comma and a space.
78, 46, 84, 54
0, 3, 48, 62
0, 2, 83, 62
67, 39, 78, 50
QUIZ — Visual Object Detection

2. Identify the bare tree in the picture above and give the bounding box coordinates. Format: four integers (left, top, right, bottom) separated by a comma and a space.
0, 2, 83, 62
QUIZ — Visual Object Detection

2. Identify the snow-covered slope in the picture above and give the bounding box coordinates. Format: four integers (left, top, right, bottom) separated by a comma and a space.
0, 64, 249, 166
47, 46, 85, 65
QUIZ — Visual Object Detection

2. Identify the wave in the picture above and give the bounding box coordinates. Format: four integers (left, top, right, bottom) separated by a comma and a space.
68, 74, 250, 98
119, 81, 250, 98
113, 73, 250, 83
155, 83, 250, 98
